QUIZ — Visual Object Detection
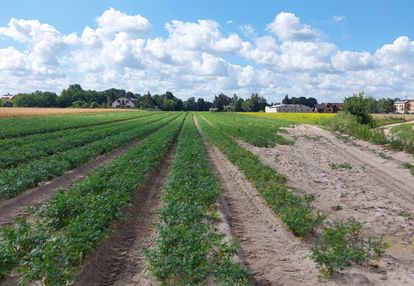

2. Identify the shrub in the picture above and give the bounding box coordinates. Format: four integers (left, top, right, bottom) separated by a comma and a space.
343, 92, 373, 125
311, 218, 388, 279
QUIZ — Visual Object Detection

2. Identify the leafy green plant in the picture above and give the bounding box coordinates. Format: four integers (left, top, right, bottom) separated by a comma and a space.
145, 115, 250, 285
329, 162, 352, 170
0, 113, 178, 199
0, 114, 185, 284
311, 218, 388, 279
197, 114, 324, 238
403, 162, 414, 176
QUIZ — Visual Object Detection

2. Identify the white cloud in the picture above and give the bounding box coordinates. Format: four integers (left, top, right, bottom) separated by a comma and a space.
239, 24, 255, 36
1, 9, 414, 101
266, 12, 323, 42
333, 15, 346, 23
96, 7, 151, 38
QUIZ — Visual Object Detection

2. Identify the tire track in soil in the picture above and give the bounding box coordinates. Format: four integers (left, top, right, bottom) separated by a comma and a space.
194, 118, 324, 286
238, 124, 414, 285
0, 114, 177, 228
73, 138, 178, 286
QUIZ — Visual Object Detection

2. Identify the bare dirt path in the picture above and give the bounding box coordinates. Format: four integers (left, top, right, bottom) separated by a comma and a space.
238, 124, 414, 285
72, 141, 177, 286
0, 137, 145, 228
194, 118, 325, 286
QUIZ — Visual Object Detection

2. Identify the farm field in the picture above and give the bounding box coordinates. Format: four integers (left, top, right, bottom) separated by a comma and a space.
243, 111, 336, 124
0, 111, 414, 285
0, 107, 134, 118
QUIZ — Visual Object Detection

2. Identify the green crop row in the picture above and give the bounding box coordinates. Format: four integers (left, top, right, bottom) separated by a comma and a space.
0, 111, 149, 139
0, 113, 185, 285
0, 113, 169, 170
0, 111, 159, 152
196, 114, 387, 278
197, 114, 324, 237
145, 114, 250, 285
0, 113, 178, 199
201, 112, 291, 147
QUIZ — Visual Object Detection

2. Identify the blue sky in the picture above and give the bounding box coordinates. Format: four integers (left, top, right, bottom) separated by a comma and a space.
1, 0, 414, 101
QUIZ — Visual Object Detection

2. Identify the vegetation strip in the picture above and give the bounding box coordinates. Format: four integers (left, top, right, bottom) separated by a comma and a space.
0, 111, 152, 139
0, 111, 160, 151
202, 112, 291, 147
0, 113, 178, 200
0, 112, 169, 170
145, 114, 250, 285
197, 114, 324, 237
196, 114, 387, 278
0, 113, 185, 284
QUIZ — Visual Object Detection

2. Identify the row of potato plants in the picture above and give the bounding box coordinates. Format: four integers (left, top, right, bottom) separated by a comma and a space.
0, 113, 185, 285
145, 114, 250, 285
202, 113, 291, 147
0, 112, 165, 170
0, 111, 159, 151
0, 111, 147, 139
0, 113, 178, 199
197, 114, 324, 237
196, 114, 387, 278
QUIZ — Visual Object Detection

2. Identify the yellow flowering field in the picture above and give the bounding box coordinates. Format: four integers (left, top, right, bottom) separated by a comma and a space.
241, 112, 337, 124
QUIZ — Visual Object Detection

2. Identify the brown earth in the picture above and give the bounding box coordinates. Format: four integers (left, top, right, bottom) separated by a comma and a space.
194, 117, 326, 286
72, 140, 177, 286
0, 137, 145, 228
238, 124, 414, 285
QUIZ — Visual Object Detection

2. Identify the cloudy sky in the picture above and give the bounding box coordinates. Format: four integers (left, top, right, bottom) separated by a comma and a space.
0, 0, 414, 102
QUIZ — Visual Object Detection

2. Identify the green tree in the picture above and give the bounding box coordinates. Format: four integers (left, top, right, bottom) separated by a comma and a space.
213, 93, 231, 111
139, 92, 154, 109
343, 92, 373, 125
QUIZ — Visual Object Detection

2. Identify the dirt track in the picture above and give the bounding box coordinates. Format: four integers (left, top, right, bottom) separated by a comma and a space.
0, 137, 146, 228
73, 140, 177, 286
239, 124, 414, 285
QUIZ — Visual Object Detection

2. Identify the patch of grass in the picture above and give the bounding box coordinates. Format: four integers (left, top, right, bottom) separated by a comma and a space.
329, 162, 352, 170
311, 218, 388, 279
378, 152, 390, 160
403, 162, 414, 176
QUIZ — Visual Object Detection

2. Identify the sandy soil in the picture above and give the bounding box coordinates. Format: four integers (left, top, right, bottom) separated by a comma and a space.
193, 118, 324, 286
72, 140, 177, 286
0, 136, 145, 228
238, 124, 414, 285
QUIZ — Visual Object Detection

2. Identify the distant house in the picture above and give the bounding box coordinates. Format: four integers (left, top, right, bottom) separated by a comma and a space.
0, 93, 15, 100
209, 107, 219, 112
265, 104, 312, 113
394, 100, 414, 114
313, 103, 342, 113
112, 97, 137, 108
223, 105, 234, 112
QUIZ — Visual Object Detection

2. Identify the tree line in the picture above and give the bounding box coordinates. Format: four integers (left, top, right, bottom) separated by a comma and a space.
0, 84, 400, 113
0, 84, 271, 111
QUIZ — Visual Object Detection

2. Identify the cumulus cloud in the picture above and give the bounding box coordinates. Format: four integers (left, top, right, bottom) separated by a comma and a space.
266, 12, 323, 42
1, 9, 414, 101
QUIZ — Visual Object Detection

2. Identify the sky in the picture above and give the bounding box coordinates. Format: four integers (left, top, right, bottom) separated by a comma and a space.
0, 0, 414, 102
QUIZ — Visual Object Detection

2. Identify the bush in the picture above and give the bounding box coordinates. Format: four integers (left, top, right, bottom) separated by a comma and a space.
311, 218, 388, 279
343, 92, 373, 125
